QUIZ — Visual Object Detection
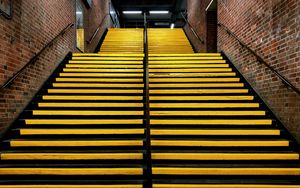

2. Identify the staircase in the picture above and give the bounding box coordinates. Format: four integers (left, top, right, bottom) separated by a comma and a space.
0, 28, 299, 187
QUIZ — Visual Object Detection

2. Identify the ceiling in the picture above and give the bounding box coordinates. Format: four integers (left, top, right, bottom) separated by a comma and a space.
111, 0, 187, 28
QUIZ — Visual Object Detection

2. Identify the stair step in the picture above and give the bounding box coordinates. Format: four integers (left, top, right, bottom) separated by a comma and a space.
150, 96, 254, 101
73, 53, 144, 57
42, 96, 143, 101
150, 103, 259, 108
10, 140, 143, 147
68, 60, 143, 64
151, 129, 279, 135
72, 57, 143, 61
32, 110, 144, 116
149, 57, 223, 60
148, 60, 226, 64
153, 185, 300, 188
24, 119, 143, 125
19, 128, 145, 135
63, 68, 143, 73
38, 103, 143, 108
149, 64, 229, 68
151, 140, 289, 147
0, 185, 143, 188
152, 167, 300, 175
149, 83, 244, 88
0, 168, 143, 175
149, 72, 236, 77
65, 64, 143, 68
149, 68, 232, 72
150, 119, 272, 125
56, 78, 143, 82
1, 153, 143, 160
149, 89, 248, 94
151, 153, 299, 160
150, 111, 265, 116
59, 73, 143, 77
47, 89, 143, 94
149, 78, 240, 82
52, 83, 144, 88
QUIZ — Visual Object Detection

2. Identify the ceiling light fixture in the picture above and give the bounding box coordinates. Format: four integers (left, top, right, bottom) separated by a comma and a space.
76, 11, 82, 14
122, 11, 142, 14
170, 23, 175, 29
149, 10, 169, 14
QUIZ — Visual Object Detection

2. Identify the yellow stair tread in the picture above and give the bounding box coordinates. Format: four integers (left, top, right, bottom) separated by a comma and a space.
0, 185, 142, 188
149, 57, 223, 60
42, 95, 143, 100
47, 89, 143, 94
149, 89, 248, 94
20, 128, 145, 135
150, 111, 265, 116
65, 64, 143, 68
150, 119, 272, 125
149, 83, 244, 87
151, 153, 299, 160
1, 153, 143, 160
0, 168, 143, 175
72, 57, 143, 60
149, 60, 226, 64
25, 119, 143, 125
150, 96, 254, 101
149, 64, 229, 68
149, 72, 236, 77
53, 83, 144, 88
10, 140, 143, 147
151, 140, 289, 147
150, 103, 259, 108
56, 78, 143, 82
38, 102, 143, 107
153, 184, 300, 188
149, 78, 240, 82
32, 110, 144, 116
68, 60, 143, 64
152, 167, 300, 175
73, 53, 144, 57
149, 68, 232, 72
59, 73, 143, 77
63, 68, 143, 72
149, 53, 221, 56
151, 129, 280, 135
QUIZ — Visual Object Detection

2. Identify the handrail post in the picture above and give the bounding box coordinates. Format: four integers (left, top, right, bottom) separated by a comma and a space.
143, 12, 152, 188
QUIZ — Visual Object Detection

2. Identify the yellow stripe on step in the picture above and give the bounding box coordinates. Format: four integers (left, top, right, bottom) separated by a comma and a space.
150, 111, 265, 116
149, 64, 229, 68
150, 89, 248, 94
10, 140, 143, 147
150, 83, 244, 88
149, 72, 236, 77
150, 78, 240, 82
149, 53, 221, 56
32, 110, 144, 116
150, 96, 254, 101
59, 73, 143, 77
56, 78, 143, 82
38, 103, 143, 107
151, 129, 280, 135
151, 140, 289, 147
153, 184, 300, 188
0, 168, 143, 175
149, 68, 232, 72
149, 57, 223, 60
73, 53, 144, 57
20, 128, 145, 135
72, 57, 143, 61
53, 83, 144, 88
42, 96, 143, 101
25, 119, 143, 125
151, 153, 299, 160
149, 60, 226, 64
63, 68, 143, 73
0, 185, 142, 188
152, 167, 300, 175
65, 64, 143, 68
48, 89, 143, 94
150, 119, 272, 125
68, 60, 143, 64
1, 153, 143, 160
150, 103, 259, 108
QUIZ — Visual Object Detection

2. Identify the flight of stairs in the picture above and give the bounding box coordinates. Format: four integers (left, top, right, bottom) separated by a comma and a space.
0, 28, 299, 187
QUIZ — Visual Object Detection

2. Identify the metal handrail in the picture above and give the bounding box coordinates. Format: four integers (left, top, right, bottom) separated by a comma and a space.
143, 13, 152, 188
87, 14, 110, 44
218, 22, 300, 95
0, 23, 74, 90
181, 12, 205, 44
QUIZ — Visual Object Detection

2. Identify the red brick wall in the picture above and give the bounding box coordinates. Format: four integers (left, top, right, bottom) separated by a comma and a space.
81, 0, 111, 52
0, 1, 76, 135
217, 0, 300, 141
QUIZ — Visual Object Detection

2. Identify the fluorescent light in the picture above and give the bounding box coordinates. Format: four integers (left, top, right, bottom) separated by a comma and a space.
149, 10, 169, 14
76, 11, 82, 14
122, 11, 142, 14
170, 23, 175, 29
